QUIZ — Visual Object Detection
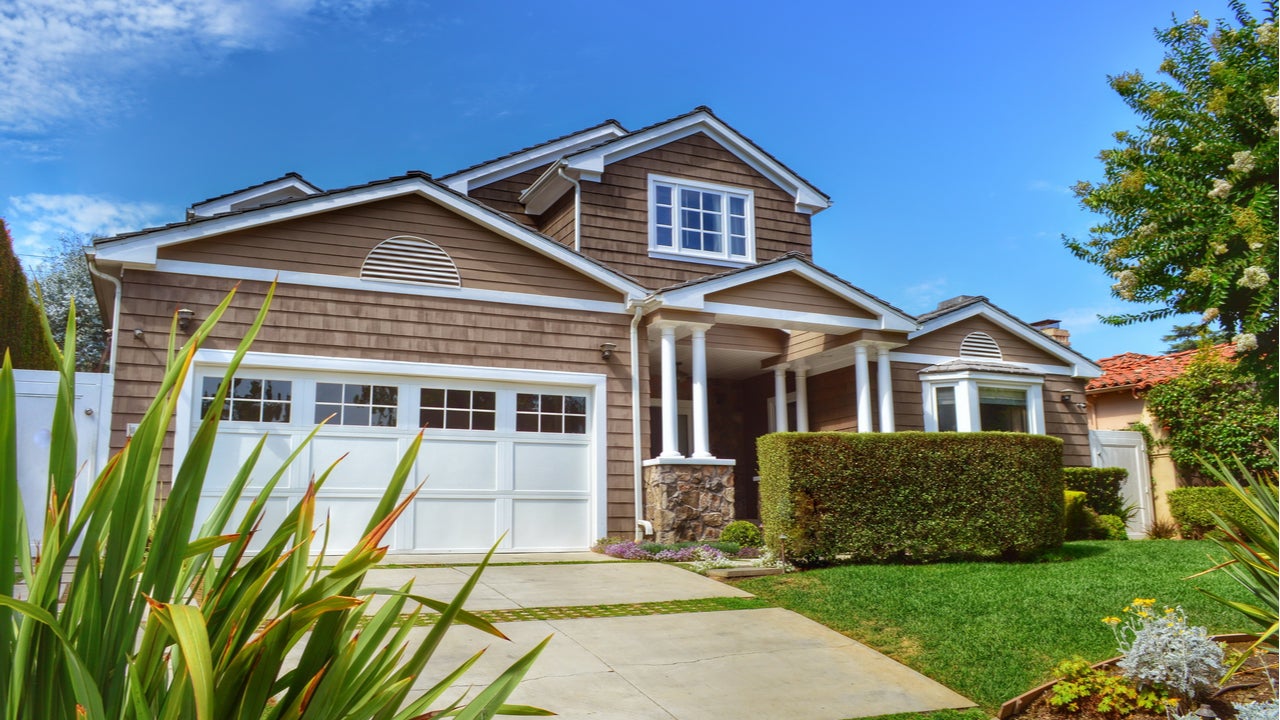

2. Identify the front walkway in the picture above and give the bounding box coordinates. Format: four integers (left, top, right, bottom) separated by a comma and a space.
364, 556, 974, 720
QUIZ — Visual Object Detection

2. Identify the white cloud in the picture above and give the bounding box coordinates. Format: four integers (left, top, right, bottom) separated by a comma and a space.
5, 193, 169, 265
0, 0, 383, 135
900, 277, 950, 313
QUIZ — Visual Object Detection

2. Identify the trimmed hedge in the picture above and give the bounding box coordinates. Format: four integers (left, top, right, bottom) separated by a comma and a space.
1064, 490, 1093, 541
1167, 486, 1267, 539
757, 432, 1064, 565
1063, 467, 1127, 517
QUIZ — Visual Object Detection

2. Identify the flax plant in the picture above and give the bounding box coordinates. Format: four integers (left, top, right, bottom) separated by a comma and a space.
0, 284, 550, 719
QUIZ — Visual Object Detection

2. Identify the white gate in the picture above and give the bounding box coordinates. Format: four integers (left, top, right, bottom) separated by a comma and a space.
13, 370, 113, 551
1088, 429, 1153, 538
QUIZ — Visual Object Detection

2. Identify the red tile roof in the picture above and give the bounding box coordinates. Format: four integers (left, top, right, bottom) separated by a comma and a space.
1086, 344, 1234, 392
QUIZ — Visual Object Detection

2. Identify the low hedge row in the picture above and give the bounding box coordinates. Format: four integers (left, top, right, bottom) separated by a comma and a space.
1063, 467, 1127, 517
1167, 486, 1267, 539
757, 432, 1064, 565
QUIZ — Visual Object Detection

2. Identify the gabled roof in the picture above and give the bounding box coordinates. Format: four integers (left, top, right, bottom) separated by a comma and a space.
1087, 345, 1233, 392
519, 107, 832, 216
649, 252, 917, 333
189, 172, 322, 218
92, 171, 648, 299
913, 295, 1103, 378
439, 120, 628, 194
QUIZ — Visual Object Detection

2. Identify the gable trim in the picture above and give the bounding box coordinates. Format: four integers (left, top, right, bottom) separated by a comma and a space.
441, 122, 627, 194
655, 258, 917, 332
558, 110, 831, 215
910, 302, 1102, 378
891, 351, 1074, 378
152, 259, 632, 314
93, 176, 647, 299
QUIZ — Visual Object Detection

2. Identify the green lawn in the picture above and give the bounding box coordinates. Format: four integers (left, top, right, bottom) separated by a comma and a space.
736, 540, 1253, 713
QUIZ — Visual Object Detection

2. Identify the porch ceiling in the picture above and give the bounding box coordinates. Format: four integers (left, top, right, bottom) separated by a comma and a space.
646, 338, 780, 380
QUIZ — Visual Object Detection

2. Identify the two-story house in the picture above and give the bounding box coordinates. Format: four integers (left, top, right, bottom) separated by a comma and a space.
88, 107, 1101, 553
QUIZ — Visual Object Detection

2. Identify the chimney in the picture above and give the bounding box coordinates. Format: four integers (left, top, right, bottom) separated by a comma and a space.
1030, 319, 1070, 346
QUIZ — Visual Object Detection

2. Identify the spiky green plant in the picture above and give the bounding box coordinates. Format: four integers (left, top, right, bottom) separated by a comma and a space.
1188, 440, 1278, 675
0, 284, 550, 719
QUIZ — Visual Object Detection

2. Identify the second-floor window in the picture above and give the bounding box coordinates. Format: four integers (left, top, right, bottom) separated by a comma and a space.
649, 175, 754, 264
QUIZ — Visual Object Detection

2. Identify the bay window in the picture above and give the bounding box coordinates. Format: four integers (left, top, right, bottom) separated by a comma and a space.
921, 370, 1043, 434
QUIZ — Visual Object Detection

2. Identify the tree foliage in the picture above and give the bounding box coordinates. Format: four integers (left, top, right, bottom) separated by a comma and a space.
0, 220, 55, 370
30, 234, 106, 372
1145, 349, 1277, 481
1162, 322, 1230, 352
1066, 1, 1278, 391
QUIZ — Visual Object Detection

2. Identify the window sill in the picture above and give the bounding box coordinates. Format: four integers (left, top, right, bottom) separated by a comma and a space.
647, 250, 753, 269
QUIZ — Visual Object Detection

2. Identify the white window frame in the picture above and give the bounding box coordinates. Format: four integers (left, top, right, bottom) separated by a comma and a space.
648, 174, 755, 266
920, 371, 1044, 434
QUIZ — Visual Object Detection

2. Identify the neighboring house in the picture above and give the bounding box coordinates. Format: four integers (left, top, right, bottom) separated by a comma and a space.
1086, 344, 1233, 521
87, 106, 1101, 553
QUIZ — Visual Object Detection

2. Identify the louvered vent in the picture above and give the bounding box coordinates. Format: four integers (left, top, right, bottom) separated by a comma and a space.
959, 331, 1003, 361
360, 236, 461, 287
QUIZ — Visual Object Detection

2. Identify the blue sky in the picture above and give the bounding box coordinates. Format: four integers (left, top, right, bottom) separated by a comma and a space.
1, 0, 1242, 362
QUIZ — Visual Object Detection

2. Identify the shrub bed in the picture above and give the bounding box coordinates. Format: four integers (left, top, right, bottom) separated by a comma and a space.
757, 432, 1064, 565
1063, 467, 1127, 517
1167, 486, 1267, 539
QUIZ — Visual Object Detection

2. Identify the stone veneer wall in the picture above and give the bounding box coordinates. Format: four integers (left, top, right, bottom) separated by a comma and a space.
643, 463, 735, 544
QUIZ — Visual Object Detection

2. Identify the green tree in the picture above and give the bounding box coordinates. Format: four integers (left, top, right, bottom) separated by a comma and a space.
1162, 321, 1230, 352
0, 219, 55, 370
1065, 2, 1278, 394
30, 234, 106, 371
1146, 349, 1277, 481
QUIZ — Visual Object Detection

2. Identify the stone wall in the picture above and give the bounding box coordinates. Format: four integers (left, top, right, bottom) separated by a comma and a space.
643, 463, 735, 544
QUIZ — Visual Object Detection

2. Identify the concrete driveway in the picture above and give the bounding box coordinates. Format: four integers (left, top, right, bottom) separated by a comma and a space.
362, 555, 974, 720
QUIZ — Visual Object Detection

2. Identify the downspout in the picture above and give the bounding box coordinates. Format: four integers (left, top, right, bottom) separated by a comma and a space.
86, 255, 122, 376
629, 302, 652, 540
555, 166, 582, 252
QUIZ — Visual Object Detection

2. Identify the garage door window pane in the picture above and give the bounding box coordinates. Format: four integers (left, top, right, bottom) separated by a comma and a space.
516, 393, 587, 435
203, 376, 291, 423
318, 382, 398, 427
420, 388, 496, 431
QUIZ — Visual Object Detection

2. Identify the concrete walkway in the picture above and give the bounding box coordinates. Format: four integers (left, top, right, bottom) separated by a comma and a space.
364, 557, 974, 720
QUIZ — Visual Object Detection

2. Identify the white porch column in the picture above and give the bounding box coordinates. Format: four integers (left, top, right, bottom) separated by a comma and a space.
690, 326, 712, 458
794, 365, 809, 432
773, 364, 789, 432
659, 325, 682, 458
853, 344, 873, 432
876, 346, 895, 433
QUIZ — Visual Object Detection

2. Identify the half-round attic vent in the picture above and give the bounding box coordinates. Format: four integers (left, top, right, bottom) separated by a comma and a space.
959, 331, 1003, 361
360, 236, 461, 287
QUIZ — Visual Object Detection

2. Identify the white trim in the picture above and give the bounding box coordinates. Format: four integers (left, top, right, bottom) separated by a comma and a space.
702, 302, 883, 332
641, 457, 736, 467
191, 176, 321, 217
889, 351, 1074, 378
919, 371, 1046, 434
93, 176, 648, 299
179, 350, 610, 550
912, 303, 1102, 378
440, 123, 628, 193
647, 174, 756, 264
561, 111, 830, 215
150, 259, 631, 315
646, 250, 752, 269
656, 258, 917, 332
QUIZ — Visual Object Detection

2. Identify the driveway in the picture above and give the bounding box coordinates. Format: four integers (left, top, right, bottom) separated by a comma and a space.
362, 555, 974, 720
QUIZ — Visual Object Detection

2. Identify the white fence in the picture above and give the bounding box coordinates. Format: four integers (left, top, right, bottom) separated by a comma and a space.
12, 370, 113, 551
1088, 429, 1154, 538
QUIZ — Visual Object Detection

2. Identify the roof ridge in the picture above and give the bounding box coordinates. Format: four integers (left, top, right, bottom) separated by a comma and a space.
191, 171, 319, 208
438, 118, 627, 180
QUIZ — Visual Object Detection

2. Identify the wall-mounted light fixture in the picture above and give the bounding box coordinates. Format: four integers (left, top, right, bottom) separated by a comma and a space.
177, 308, 195, 333
133, 328, 145, 339
1075, 402, 1088, 411
1060, 393, 1073, 402
599, 342, 617, 360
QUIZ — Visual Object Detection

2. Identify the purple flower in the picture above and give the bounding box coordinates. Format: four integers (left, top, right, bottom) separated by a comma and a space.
603, 541, 653, 560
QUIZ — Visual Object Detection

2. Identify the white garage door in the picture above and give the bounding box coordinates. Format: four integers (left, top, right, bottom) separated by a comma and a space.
183, 356, 601, 554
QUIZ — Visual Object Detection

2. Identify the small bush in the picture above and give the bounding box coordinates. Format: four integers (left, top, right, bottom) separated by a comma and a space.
1096, 514, 1129, 540
1168, 486, 1267, 539
1146, 517, 1180, 539
757, 432, 1064, 564
720, 520, 763, 547
1111, 600, 1225, 699
1064, 490, 1095, 541
1064, 467, 1128, 517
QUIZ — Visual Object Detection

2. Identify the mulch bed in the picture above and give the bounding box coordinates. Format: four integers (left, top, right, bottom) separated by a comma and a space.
1002, 638, 1277, 720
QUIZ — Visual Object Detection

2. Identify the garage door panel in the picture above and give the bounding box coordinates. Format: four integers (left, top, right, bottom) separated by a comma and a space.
412, 499, 498, 551
204, 432, 295, 492
419, 440, 498, 491
512, 499, 589, 549
512, 443, 589, 492
195, 496, 292, 553
313, 497, 383, 553
310, 436, 403, 491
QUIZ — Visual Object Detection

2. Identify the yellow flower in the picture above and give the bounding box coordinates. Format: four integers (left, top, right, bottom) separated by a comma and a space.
1165, 607, 1175, 614
1102, 616, 1122, 625
1132, 598, 1156, 607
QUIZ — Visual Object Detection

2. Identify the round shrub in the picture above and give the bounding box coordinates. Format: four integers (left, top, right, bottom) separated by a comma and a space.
1096, 514, 1129, 540
720, 520, 763, 547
